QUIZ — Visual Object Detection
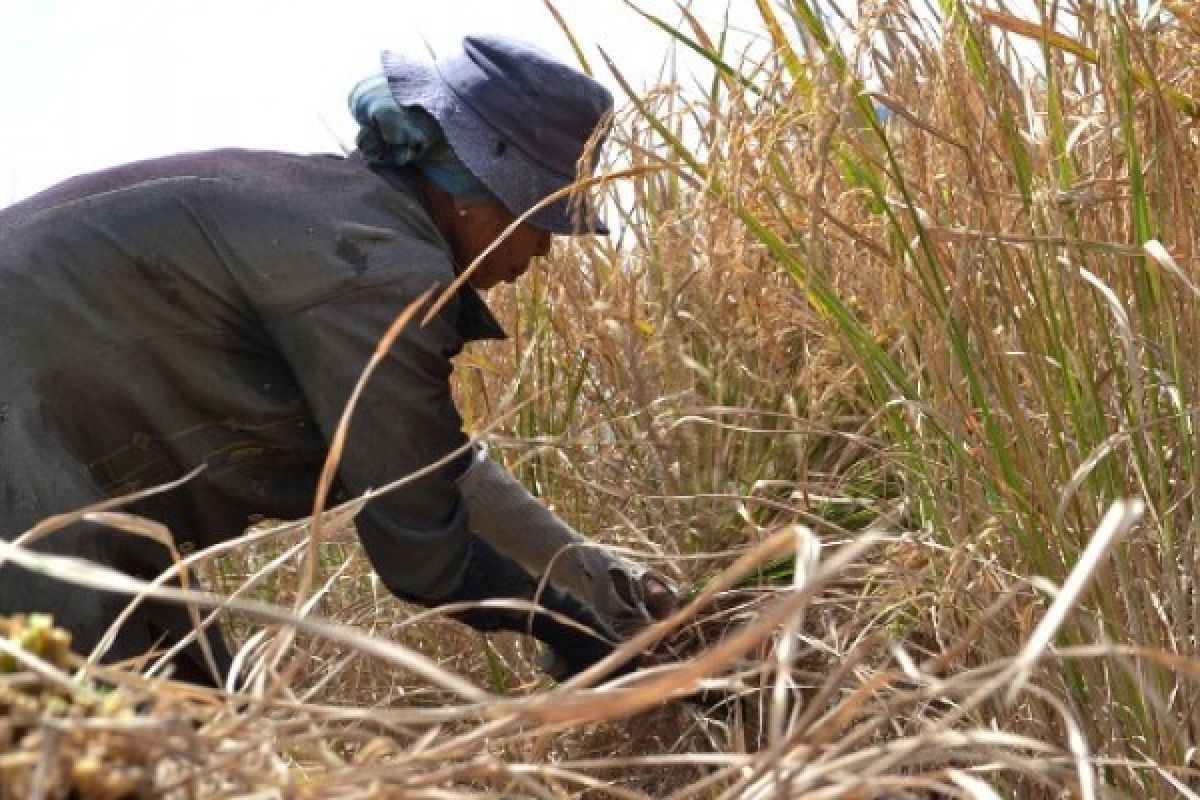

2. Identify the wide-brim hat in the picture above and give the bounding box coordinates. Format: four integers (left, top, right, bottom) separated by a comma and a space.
382, 35, 613, 235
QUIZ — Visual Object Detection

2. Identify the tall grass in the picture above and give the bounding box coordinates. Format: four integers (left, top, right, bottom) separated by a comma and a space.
462, 0, 1200, 794
2, 1, 1199, 797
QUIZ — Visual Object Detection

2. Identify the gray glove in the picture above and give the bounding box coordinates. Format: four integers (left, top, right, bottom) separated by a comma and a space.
457, 442, 676, 635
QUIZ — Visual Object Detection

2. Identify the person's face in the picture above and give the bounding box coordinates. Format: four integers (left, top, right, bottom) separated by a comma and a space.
449, 199, 554, 290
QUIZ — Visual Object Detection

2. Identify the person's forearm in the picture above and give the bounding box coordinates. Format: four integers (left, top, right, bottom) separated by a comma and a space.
432, 534, 626, 679
457, 442, 655, 629
456, 442, 588, 572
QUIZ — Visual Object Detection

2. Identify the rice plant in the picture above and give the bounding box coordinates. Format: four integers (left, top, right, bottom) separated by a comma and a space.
2, 1, 1199, 797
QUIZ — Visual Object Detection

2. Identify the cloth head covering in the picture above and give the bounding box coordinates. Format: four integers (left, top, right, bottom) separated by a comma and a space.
380, 35, 613, 235
350, 74, 494, 202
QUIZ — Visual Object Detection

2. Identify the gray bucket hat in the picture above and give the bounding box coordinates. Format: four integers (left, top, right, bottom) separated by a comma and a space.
382, 35, 613, 235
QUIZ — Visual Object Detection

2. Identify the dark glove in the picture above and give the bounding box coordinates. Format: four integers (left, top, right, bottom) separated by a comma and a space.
437, 536, 633, 681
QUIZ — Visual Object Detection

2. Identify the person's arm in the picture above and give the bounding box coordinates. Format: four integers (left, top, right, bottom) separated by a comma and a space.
434, 535, 626, 679
259, 242, 622, 676
458, 441, 676, 635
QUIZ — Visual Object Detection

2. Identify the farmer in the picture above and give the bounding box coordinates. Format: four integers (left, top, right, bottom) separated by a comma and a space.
0, 35, 674, 688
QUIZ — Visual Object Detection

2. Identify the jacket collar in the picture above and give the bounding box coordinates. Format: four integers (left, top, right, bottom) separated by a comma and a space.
456, 283, 507, 342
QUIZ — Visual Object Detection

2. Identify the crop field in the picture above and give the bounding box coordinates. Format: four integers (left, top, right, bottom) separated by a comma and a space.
1, 1, 1199, 797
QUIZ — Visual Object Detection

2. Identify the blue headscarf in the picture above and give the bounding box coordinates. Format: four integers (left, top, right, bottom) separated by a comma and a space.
349, 74, 494, 202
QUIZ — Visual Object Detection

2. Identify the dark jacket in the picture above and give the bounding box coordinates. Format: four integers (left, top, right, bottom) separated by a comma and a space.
0, 149, 619, 687
0, 150, 511, 668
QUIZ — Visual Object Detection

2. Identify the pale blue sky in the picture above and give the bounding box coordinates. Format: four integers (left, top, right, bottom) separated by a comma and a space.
0, 1, 765, 206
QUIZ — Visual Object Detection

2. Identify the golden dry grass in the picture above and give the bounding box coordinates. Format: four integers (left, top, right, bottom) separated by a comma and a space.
4, 1, 1200, 797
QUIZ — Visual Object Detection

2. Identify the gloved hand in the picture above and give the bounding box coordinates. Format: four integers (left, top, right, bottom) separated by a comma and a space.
456, 442, 679, 636
526, 583, 629, 681
604, 565, 678, 636
439, 536, 633, 681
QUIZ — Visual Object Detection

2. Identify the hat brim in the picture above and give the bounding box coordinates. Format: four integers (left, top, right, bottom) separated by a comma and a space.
383, 51, 608, 236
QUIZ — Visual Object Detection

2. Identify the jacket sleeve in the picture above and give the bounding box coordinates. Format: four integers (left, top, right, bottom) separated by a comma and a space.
180, 174, 627, 675
199, 173, 522, 606
259, 254, 625, 673
263, 267, 479, 600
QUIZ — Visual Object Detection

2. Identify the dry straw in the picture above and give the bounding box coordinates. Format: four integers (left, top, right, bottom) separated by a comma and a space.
4, 0, 1200, 797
